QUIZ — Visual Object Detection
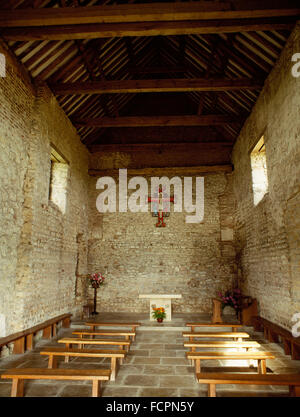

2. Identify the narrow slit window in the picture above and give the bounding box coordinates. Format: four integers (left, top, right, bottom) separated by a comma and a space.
250, 135, 268, 206
49, 145, 69, 214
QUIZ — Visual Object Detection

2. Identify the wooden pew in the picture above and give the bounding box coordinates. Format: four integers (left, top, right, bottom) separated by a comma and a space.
72, 329, 136, 341
85, 322, 140, 333
186, 351, 275, 374
196, 372, 300, 397
184, 340, 261, 352
58, 337, 131, 351
186, 323, 243, 332
0, 313, 72, 355
40, 347, 126, 381
1, 368, 111, 397
182, 331, 250, 342
252, 316, 300, 360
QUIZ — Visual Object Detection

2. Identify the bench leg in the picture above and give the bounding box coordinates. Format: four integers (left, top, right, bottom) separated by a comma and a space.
258, 359, 266, 374
208, 384, 216, 397
11, 378, 24, 397
110, 357, 117, 381
43, 326, 52, 339
26, 334, 34, 351
52, 324, 57, 337
195, 359, 201, 373
92, 380, 101, 397
48, 355, 58, 369
13, 337, 25, 354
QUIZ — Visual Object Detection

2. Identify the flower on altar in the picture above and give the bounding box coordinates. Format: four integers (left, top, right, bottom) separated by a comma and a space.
152, 307, 166, 320
88, 273, 105, 289
217, 288, 242, 311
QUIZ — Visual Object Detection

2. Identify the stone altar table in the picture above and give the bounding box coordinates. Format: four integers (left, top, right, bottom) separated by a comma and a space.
139, 294, 182, 321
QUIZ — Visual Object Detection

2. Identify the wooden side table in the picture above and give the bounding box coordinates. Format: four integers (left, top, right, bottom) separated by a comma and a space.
82, 304, 93, 319
212, 298, 223, 323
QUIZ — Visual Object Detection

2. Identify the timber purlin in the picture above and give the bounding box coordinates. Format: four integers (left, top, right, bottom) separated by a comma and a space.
252, 316, 300, 360
0, 313, 72, 355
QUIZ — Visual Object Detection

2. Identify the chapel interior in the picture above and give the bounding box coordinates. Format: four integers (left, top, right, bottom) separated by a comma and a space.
0, 0, 300, 399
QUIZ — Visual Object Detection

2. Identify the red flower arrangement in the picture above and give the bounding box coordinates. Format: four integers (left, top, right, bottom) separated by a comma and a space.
218, 288, 242, 312
89, 273, 105, 289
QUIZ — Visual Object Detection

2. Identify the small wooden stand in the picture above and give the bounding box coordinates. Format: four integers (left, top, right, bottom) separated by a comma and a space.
212, 298, 223, 324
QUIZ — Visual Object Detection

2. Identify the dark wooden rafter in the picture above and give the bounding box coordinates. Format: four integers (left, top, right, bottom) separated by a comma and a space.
71, 114, 244, 128
48, 78, 264, 95
0, 2, 299, 27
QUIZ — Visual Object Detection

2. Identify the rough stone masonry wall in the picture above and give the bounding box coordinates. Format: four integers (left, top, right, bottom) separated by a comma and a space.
88, 171, 237, 314
0, 43, 90, 340
232, 22, 300, 330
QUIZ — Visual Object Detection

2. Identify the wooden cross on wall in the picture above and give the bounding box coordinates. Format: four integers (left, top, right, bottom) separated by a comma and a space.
148, 186, 174, 227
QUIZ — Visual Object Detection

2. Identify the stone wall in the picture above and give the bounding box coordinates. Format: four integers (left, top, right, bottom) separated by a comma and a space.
0, 42, 90, 342
88, 170, 237, 314
232, 23, 300, 330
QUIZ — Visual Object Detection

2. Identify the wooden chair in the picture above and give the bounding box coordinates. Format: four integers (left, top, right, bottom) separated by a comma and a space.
197, 372, 300, 397
1, 368, 111, 397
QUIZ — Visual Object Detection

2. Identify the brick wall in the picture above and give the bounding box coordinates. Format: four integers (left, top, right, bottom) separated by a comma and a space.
0, 43, 90, 340
87, 170, 237, 313
232, 23, 300, 330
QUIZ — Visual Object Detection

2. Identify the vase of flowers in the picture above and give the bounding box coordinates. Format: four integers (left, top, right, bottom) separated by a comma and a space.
152, 307, 166, 323
217, 288, 242, 320
88, 273, 105, 315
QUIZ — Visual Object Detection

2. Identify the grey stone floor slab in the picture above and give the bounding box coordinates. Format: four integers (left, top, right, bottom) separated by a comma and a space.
0, 313, 299, 397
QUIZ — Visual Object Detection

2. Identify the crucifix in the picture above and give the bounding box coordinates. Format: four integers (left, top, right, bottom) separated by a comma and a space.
148, 186, 174, 227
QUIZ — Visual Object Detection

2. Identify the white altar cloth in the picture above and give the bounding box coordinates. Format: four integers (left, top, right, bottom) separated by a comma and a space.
139, 294, 182, 321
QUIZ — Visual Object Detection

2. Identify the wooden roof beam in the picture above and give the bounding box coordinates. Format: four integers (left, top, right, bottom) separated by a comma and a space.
1, 18, 296, 41
49, 78, 263, 95
0, 2, 299, 27
71, 114, 243, 128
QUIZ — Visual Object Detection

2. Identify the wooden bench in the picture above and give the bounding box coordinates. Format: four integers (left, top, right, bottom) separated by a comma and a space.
0, 313, 72, 355
182, 332, 250, 342
85, 322, 140, 333
72, 329, 136, 341
40, 347, 126, 381
186, 323, 243, 332
196, 372, 300, 397
184, 340, 261, 352
58, 337, 131, 351
1, 368, 111, 397
186, 351, 275, 374
252, 316, 300, 360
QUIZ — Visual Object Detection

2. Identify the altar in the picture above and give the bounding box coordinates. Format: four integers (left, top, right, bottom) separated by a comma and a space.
139, 294, 182, 321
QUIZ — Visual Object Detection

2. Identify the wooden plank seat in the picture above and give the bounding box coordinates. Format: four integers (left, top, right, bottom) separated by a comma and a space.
0, 313, 72, 355
40, 347, 126, 381
184, 340, 261, 352
58, 337, 131, 351
72, 329, 136, 341
252, 316, 300, 360
196, 372, 300, 397
1, 368, 111, 397
186, 323, 243, 332
85, 322, 141, 333
182, 331, 250, 342
186, 351, 275, 374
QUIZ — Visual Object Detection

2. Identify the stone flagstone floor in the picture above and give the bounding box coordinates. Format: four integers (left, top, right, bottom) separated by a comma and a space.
0, 313, 300, 397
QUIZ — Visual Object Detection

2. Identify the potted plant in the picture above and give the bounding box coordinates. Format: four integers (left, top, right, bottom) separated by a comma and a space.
217, 288, 243, 320
152, 307, 166, 323
88, 273, 105, 315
